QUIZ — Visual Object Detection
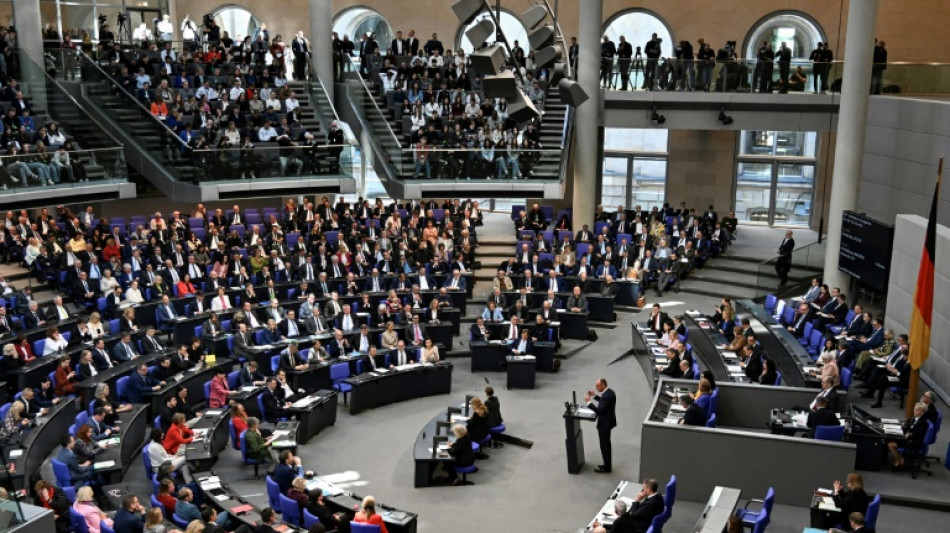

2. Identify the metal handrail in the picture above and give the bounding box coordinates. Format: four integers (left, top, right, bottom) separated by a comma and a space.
76, 52, 188, 149
344, 55, 401, 146
17, 49, 126, 148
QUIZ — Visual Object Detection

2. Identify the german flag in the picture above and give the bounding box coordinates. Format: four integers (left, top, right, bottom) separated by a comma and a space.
909, 162, 941, 370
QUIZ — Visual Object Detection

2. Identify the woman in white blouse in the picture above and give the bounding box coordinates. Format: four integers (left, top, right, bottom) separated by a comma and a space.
99, 269, 119, 296
126, 280, 145, 304
410, 106, 426, 133
88, 312, 107, 338
42, 326, 69, 355
421, 338, 440, 363
24, 237, 41, 266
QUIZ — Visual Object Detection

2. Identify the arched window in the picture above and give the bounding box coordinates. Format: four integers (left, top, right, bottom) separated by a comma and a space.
457, 9, 528, 55
213, 6, 261, 42
602, 10, 673, 57
333, 7, 394, 53
744, 11, 825, 60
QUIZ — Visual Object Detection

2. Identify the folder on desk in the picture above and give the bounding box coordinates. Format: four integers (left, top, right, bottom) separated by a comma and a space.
205, 409, 224, 416
230, 504, 254, 514
7, 450, 22, 459
93, 460, 116, 470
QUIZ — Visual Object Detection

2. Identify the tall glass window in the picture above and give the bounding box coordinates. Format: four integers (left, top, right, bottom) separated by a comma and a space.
333, 7, 394, 52
735, 130, 818, 226
601, 128, 668, 210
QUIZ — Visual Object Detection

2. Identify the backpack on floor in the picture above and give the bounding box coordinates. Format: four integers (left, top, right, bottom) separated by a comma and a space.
587, 328, 598, 341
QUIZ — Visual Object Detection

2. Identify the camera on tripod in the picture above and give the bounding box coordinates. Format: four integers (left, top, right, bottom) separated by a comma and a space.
117, 13, 127, 25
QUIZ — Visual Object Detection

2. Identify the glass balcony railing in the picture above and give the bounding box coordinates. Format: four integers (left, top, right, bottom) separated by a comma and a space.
0, 146, 126, 192
187, 143, 356, 182
599, 59, 950, 97
754, 240, 827, 299
395, 147, 562, 181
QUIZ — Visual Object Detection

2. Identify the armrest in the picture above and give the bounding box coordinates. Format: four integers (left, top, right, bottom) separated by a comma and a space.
742, 498, 765, 510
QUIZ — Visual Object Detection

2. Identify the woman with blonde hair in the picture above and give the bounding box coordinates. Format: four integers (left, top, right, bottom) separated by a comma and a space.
0, 401, 30, 440
88, 311, 107, 338
72, 485, 113, 533
694, 378, 713, 417
184, 521, 205, 533
353, 495, 388, 533
465, 397, 491, 447
144, 506, 169, 533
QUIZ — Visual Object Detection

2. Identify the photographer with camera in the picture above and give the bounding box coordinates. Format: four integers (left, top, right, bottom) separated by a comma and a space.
156, 14, 173, 42
181, 15, 199, 53
644, 33, 662, 90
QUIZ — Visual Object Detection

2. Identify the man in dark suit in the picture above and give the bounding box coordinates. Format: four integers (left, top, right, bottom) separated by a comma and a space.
811, 376, 839, 412
273, 449, 310, 495
647, 304, 671, 335
806, 396, 840, 438
261, 377, 291, 422
127, 363, 163, 404
862, 349, 910, 408
169, 344, 194, 373
775, 230, 794, 284
628, 478, 665, 533
815, 293, 848, 331
787, 302, 815, 338
470, 318, 490, 341
237, 360, 266, 386
566, 286, 588, 313
585, 378, 617, 473
679, 394, 706, 426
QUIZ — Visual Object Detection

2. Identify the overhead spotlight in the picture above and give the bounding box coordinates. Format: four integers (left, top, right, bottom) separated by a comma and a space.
528, 24, 555, 50
520, 5, 548, 30
718, 108, 734, 125
465, 18, 495, 49
651, 107, 666, 125
451, 0, 484, 23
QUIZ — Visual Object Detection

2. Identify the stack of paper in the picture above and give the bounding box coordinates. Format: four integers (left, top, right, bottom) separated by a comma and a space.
93, 460, 116, 470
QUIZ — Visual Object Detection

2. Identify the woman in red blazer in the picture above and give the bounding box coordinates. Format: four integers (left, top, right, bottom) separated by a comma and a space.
353, 495, 389, 533
14, 336, 35, 364
53, 356, 77, 396
162, 413, 194, 455
176, 274, 197, 297
208, 368, 232, 408
231, 403, 249, 447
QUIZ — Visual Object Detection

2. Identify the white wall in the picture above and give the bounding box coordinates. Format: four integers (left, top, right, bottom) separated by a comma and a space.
861, 97, 950, 226
886, 215, 950, 399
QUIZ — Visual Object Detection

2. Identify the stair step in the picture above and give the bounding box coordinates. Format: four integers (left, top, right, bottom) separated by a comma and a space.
676, 279, 760, 299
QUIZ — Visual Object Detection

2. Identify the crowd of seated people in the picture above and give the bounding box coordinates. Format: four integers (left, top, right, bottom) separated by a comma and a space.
511, 202, 736, 298
0, 197, 490, 378
89, 26, 347, 179
356, 29, 556, 180
0, 79, 92, 189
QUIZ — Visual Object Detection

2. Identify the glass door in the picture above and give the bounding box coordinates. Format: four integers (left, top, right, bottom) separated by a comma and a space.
735, 161, 774, 224
775, 163, 814, 226
601, 157, 629, 208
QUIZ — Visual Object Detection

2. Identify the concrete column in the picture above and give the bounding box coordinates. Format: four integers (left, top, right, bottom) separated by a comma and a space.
822, 0, 879, 289
13, 0, 47, 110
310, 0, 333, 101
571, 0, 602, 230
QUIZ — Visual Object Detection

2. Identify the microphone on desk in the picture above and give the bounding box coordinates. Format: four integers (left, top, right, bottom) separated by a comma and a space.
572, 390, 577, 409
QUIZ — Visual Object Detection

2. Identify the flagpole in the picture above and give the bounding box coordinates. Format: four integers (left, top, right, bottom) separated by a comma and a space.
906, 157, 942, 418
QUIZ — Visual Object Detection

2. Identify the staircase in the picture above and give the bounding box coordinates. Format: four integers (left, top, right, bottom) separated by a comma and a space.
45, 90, 123, 181
676, 254, 821, 300
344, 73, 571, 185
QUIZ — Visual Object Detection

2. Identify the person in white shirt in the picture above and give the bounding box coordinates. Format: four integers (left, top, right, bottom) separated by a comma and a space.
156, 15, 174, 41
211, 287, 232, 312
43, 327, 69, 355
126, 280, 144, 304
285, 92, 300, 113
229, 80, 245, 101
146, 427, 190, 475
196, 82, 219, 101
100, 269, 119, 296
258, 122, 278, 141
265, 95, 282, 112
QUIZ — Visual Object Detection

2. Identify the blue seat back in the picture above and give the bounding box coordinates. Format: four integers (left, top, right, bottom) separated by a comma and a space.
257, 395, 267, 420
839, 367, 853, 391
782, 305, 795, 325
228, 370, 240, 389
815, 424, 844, 441
75, 411, 89, 429
271, 355, 280, 373
709, 389, 719, 417
51, 457, 72, 486
706, 413, 717, 428
665, 475, 677, 508
228, 419, 240, 450
153, 415, 161, 429
764, 294, 777, 313
150, 494, 167, 518
304, 508, 320, 529
203, 380, 211, 403
143, 443, 153, 477
279, 493, 303, 525
801, 321, 814, 340
865, 494, 881, 530
774, 371, 783, 386
116, 376, 130, 402
265, 476, 281, 508
351, 523, 383, 533
751, 508, 769, 533
330, 362, 350, 383
171, 513, 189, 528
70, 508, 90, 533
0, 403, 10, 421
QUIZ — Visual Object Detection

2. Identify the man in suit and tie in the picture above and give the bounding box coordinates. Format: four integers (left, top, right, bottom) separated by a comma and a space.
542, 269, 562, 293
585, 378, 617, 473
141, 327, 165, 353
238, 361, 266, 387
776, 230, 795, 285
627, 479, 665, 532
126, 363, 163, 403
886, 402, 930, 470
799, 278, 821, 304
279, 342, 309, 372
56, 435, 98, 487
74, 271, 98, 312
391, 30, 407, 56
444, 269, 467, 291
811, 376, 839, 412
328, 328, 350, 358
170, 344, 194, 373
787, 302, 815, 338
278, 309, 302, 338
232, 322, 255, 360
815, 292, 848, 331
112, 333, 139, 362
470, 318, 490, 341
389, 340, 415, 367
648, 304, 671, 335
566, 286, 588, 313
22, 300, 48, 329
842, 318, 884, 367
156, 295, 179, 332
261, 377, 291, 422
861, 343, 910, 408
806, 396, 840, 438
90, 407, 118, 440
508, 328, 533, 355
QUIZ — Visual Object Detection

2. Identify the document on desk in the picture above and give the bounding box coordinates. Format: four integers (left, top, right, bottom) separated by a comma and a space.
881, 418, 900, 424
686, 310, 701, 317
272, 430, 290, 439
450, 414, 469, 423
205, 409, 223, 417
651, 347, 667, 355
93, 460, 116, 470
8, 450, 22, 459
883, 424, 904, 435
99, 437, 121, 447
292, 397, 317, 409
240, 386, 257, 392
726, 364, 743, 373
271, 440, 295, 448
201, 478, 223, 490
576, 407, 595, 417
